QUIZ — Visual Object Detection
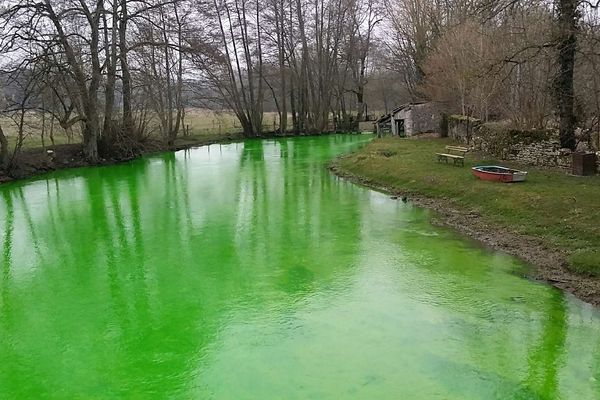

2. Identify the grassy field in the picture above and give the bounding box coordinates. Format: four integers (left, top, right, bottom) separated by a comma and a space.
183, 109, 279, 136
2, 109, 280, 150
333, 137, 600, 275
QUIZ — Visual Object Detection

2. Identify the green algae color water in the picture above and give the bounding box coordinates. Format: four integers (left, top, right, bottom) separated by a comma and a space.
1, 135, 600, 399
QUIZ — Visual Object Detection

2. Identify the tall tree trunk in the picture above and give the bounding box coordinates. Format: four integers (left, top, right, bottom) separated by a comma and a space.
356, 52, 368, 122
119, 0, 134, 135
296, 0, 310, 133
290, 83, 299, 134
103, 1, 119, 136
356, 88, 365, 122
275, 0, 287, 134
87, 1, 103, 161
0, 125, 9, 170
83, 113, 100, 159
170, 3, 185, 146
161, 9, 174, 142
255, 0, 264, 136
555, 0, 578, 150
45, 0, 101, 161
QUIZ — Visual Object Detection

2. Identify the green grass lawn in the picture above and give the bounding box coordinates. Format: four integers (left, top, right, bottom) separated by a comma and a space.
183, 109, 279, 136
333, 137, 600, 275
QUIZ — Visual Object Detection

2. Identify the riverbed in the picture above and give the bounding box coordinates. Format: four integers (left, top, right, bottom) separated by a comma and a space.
1, 135, 599, 399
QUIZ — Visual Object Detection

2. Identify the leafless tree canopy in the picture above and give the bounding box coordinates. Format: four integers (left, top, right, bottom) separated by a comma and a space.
0, 0, 598, 166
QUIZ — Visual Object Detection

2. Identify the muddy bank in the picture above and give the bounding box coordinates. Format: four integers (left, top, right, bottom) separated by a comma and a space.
0, 135, 247, 184
329, 163, 600, 307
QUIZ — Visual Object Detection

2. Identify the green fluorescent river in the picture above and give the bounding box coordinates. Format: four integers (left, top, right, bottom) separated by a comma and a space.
2, 135, 600, 399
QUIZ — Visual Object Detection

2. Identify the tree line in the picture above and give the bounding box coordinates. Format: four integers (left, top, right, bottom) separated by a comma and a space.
0, 0, 598, 168
385, 0, 600, 149
0, 0, 380, 167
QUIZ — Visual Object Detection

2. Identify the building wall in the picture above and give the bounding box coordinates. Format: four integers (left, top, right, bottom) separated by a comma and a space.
391, 103, 441, 136
410, 103, 442, 135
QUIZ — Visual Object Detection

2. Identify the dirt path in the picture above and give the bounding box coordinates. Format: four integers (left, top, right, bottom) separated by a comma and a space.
330, 164, 600, 306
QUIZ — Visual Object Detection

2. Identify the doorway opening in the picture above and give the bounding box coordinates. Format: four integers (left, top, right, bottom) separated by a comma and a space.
395, 119, 405, 137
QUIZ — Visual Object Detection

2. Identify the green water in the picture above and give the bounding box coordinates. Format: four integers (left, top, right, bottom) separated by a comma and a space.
1, 135, 600, 399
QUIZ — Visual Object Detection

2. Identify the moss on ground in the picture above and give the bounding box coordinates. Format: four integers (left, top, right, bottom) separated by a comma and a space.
332, 137, 600, 276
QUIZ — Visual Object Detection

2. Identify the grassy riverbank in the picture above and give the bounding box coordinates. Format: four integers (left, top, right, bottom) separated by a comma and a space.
332, 137, 600, 277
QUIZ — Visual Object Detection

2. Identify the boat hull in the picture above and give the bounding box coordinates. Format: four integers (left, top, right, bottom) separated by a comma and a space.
472, 166, 527, 183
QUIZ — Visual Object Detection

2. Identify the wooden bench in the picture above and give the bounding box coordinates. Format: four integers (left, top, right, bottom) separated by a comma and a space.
436, 145, 468, 166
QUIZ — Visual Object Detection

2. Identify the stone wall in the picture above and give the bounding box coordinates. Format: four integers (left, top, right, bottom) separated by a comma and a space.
477, 133, 573, 168
448, 116, 599, 172
447, 115, 482, 142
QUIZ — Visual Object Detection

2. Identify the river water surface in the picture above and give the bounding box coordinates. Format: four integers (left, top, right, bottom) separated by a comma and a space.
1, 135, 600, 399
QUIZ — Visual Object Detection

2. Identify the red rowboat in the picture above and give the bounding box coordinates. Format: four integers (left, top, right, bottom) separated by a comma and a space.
472, 166, 528, 183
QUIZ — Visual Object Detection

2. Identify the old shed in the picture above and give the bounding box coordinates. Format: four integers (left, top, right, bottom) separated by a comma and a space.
376, 102, 441, 137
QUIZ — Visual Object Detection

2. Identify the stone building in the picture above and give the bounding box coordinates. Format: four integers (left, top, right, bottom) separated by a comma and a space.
375, 102, 442, 137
